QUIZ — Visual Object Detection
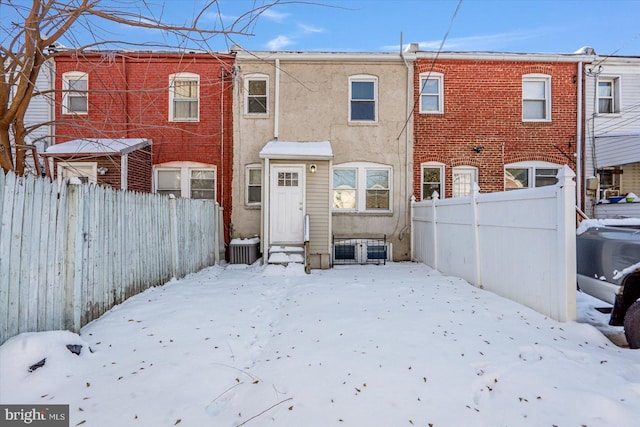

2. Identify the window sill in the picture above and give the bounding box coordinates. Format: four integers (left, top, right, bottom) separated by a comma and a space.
522, 119, 552, 123
245, 204, 262, 210
595, 113, 622, 118
418, 111, 444, 115
348, 120, 378, 126
244, 113, 270, 119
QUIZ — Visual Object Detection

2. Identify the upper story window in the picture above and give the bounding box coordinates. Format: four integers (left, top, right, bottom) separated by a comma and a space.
349, 75, 378, 122
522, 74, 551, 122
169, 73, 199, 121
452, 166, 478, 198
421, 162, 445, 200
246, 164, 262, 205
155, 162, 216, 200
419, 72, 444, 114
333, 162, 391, 212
597, 77, 620, 114
505, 161, 561, 190
245, 74, 268, 115
62, 72, 88, 114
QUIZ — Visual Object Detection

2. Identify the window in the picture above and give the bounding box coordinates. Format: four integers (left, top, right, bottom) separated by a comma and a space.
62, 72, 88, 114
349, 75, 377, 122
332, 162, 391, 212
452, 166, 478, 197
57, 161, 96, 184
522, 74, 551, 121
245, 74, 268, 114
504, 161, 561, 190
421, 162, 445, 200
169, 73, 199, 121
246, 165, 262, 205
597, 78, 620, 114
333, 169, 357, 209
366, 169, 389, 209
419, 72, 443, 113
155, 162, 216, 200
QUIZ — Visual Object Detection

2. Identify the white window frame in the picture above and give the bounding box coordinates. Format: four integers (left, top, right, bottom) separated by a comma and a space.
504, 161, 562, 190
349, 75, 378, 123
596, 76, 621, 115
452, 166, 478, 198
244, 74, 269, 115
245, 164, 262, 206
332, 162, 392, 213
421, 162, 445, 200
154, 162, 216, 200
419, 72, 444, 114
522, 74, 551, 122
56, 161, 97, 184
62, 71, 88, 115
169, 72, 200, 122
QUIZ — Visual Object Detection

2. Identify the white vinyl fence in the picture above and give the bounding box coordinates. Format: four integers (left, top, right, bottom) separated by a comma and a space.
0, 171, 221, 345
411, 166, 576, 322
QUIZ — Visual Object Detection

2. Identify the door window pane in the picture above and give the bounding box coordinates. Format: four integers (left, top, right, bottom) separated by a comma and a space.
278, 172, 299, 187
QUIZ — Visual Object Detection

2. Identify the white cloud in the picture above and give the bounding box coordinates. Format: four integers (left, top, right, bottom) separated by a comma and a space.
266, 35, 294, 50
297, 23, 324, 34
382, 29, 549, 52
261, 8, 290, 23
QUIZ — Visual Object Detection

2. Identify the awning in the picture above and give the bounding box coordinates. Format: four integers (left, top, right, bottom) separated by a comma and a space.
595, 133, 640, 168
259, 140, 333, 160
43, 138, 151, 157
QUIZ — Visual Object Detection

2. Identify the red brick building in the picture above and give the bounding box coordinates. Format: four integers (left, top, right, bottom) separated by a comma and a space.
53, 51, 234, 242
412, 52, 586, 200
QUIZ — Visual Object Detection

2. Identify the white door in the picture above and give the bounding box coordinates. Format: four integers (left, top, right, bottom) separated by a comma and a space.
270, 165, 304, 244
452, 167, 478, 197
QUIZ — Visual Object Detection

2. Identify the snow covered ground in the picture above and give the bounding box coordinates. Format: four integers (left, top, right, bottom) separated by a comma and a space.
2, 262, 640, 426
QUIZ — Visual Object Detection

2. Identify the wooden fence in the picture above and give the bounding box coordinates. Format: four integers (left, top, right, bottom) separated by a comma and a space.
411, 166, 577, 322
0, 172, 221, 345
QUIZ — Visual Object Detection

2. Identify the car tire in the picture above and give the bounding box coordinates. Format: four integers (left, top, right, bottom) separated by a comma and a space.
624, 300, 640, 349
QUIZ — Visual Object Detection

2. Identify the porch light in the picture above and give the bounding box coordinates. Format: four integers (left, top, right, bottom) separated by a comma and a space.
309, 164, 317, 173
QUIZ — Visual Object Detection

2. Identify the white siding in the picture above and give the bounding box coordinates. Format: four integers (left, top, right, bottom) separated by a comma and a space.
584, 57, 640, 216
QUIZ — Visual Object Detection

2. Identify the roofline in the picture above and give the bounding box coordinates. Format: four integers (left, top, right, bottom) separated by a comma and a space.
413, 50, 595, 62
234, 50, 407, 63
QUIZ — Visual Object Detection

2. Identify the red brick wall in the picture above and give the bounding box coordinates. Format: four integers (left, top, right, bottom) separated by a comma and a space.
413, 58, 578, 200
54, 52, 235, 242
127, 148, 152, 192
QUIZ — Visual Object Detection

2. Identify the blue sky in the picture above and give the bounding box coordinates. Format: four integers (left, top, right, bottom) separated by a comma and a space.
40, 0, 640, 55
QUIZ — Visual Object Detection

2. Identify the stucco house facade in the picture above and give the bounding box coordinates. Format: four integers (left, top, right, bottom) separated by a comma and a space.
52, 50, 235, 243
583, 54, 640, 219
230, 49, 414, 268
411, 49, 591, 204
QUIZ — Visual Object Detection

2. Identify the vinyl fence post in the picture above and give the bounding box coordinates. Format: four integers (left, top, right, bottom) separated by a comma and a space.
168, 194, 178, 279
214, 203, 220, 265
431, 191, 439, 270
64, 180, 83, 333
410, 195, 416, 261
556, 165, 577, 321
471, 183, 482, 288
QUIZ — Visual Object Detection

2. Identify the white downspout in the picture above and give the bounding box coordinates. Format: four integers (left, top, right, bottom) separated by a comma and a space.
576, 61, 583, 209
274, 58, 280, 140
398, 36, 412, 241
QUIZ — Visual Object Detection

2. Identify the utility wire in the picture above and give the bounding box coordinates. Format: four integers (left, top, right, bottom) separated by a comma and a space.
396, 0, 463, 141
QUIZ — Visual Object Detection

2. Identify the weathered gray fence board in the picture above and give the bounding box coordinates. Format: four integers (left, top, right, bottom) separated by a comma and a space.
0, 172, 220, 345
